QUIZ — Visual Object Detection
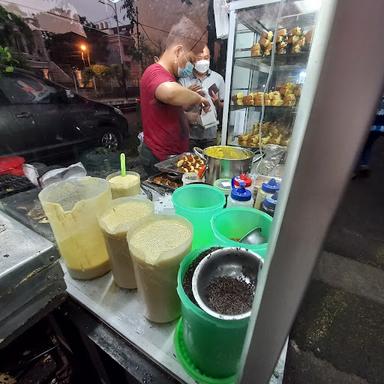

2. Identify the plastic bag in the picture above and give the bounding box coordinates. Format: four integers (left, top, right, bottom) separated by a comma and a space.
255, 145, 286, 177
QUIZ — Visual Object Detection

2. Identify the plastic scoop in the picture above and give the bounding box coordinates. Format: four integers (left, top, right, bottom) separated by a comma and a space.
120, 153, 126, 177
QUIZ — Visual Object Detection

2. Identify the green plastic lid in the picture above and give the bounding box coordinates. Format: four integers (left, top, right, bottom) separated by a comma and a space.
174, 319, 236, 384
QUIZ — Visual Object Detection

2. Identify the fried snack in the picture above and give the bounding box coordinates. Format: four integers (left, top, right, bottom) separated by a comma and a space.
283, 94, 296, 106
243, 95, 254, 106
277, 28, 287, 38
277, 40, 288, 54
152, 175, 181, 189
261, 31, 274, 41
253, 92, 265, 106
177, 154, 205, 174
278, 82, 294, 96
305, 29, 314, 45
232, 92, 244, 106
264, 47, 272, 56
238, 121, 291, 148
289, 26, 302, 36
251, 43, 261, 57
271, 99, 284, 106
259, 36, 272, 50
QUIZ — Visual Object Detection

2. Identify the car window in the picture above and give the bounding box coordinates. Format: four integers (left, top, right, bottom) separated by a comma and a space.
0, 74, 58, 104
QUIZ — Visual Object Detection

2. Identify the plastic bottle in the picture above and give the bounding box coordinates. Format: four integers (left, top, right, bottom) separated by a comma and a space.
261, 192, 278, 217
227, 181, 254, 207
254, 178, 280, 210
233, 173, 253, 194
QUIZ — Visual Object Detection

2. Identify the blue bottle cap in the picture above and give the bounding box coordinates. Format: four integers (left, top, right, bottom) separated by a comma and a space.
263, 191, 279, 209
261, 178, 280, 194
231, 181, 252, 201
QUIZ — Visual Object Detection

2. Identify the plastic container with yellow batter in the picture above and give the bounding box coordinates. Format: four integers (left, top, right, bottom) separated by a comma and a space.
39, 177, 112, 280
106, 171, 141, 199
99, 197, 154, 289
127, 215, 193, 323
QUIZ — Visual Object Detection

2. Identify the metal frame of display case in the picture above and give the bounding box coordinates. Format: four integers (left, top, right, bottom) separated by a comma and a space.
229, 0, 384, 383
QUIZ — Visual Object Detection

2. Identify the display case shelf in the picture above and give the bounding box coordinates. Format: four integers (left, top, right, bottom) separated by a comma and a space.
230, 104, 296, 111
234, 51, 309, 71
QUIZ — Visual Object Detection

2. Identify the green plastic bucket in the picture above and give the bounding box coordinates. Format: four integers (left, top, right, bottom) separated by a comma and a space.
174, 319, 235, 384
172, 185, 225, 249
176, 247, 264, 379
211, 208, 273, 256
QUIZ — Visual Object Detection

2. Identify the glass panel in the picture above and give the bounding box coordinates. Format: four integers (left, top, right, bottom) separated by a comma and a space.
227, 0, 322, 155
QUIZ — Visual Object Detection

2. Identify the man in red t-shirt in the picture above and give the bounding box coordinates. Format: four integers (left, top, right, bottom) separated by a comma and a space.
139, 17, 210, 175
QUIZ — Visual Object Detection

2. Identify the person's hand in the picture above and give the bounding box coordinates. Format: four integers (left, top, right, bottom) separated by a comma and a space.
200, 96, 211, 113
189, 84, 202, 93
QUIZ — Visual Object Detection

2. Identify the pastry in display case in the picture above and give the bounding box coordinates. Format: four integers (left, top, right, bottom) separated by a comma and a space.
238, 121, 291, 148
231, 83, 301, 107
250, 26, 313, 57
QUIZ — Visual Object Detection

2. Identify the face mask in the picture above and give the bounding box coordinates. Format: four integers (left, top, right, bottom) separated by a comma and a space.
194, 59, 210, 74
178, 61, 194, 78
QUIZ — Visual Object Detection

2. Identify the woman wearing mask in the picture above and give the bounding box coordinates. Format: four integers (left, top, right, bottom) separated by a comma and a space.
139, 17, 210, 176
179, 45, 225, 150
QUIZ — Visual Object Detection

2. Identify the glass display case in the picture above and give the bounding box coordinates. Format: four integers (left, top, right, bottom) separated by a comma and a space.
221, 0, 322, 150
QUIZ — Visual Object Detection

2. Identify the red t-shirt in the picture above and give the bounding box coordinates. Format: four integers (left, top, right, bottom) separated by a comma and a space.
140, 64, 189, 161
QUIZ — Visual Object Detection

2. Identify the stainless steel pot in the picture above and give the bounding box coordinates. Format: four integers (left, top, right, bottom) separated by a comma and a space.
194, 146, 255, 185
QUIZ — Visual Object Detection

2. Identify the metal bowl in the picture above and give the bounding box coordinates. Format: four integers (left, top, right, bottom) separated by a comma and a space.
192, 247, 263, 320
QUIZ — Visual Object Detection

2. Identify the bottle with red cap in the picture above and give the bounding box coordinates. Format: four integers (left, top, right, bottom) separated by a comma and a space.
232, 173, 253, 194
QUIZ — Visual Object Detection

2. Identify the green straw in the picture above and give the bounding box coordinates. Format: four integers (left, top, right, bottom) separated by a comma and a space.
120, 153, 126, 176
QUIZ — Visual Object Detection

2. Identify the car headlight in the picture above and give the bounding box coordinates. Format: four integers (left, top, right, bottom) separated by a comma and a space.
113, 107, 124, 116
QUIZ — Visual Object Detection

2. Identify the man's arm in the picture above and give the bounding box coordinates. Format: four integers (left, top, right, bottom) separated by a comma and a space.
155, 81, 209, 110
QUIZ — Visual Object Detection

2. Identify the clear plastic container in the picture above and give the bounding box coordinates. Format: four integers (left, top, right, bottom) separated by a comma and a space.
98, 197, 154, 289
39, 177, 112, 280
172, 184, 225, 248
106, 171, 141, 199
127, 215, 193, 323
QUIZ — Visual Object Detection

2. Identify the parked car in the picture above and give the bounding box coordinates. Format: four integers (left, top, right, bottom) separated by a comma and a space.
0, 69, 130, 162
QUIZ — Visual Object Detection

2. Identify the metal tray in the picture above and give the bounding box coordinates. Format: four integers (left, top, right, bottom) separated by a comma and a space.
154, 152, 197, 174
146, 173, 182, 191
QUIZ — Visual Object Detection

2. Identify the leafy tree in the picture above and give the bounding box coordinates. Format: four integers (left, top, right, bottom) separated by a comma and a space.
0, 5, 34, 49
121, 0, 137, 24
82, 64, 111, 84
0, 46, 18, 73
79, 16, 97, 29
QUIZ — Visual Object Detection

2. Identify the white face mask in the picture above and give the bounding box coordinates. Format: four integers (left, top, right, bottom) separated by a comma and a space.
194, 59, 210, 74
